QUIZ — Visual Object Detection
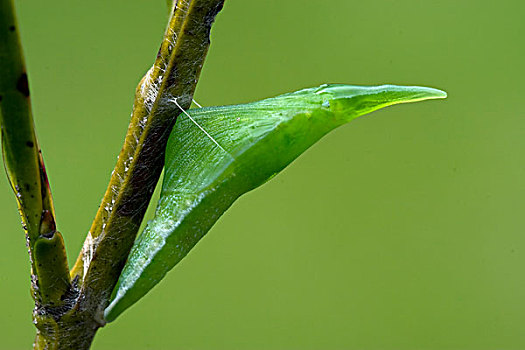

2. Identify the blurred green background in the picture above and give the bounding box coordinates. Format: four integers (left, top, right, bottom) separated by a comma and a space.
1, 0, 524, 349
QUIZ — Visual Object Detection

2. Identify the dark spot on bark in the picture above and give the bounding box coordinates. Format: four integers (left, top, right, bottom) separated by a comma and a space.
42, 231, 55, 239
16, 73, 30, 97
0, 95, 3, 102
40, 210, 56, 238
25, 183, 30, 191
9, 25, 15, 32
26, 141, 34, 147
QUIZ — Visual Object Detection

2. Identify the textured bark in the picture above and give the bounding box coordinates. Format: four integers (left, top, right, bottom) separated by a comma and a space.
4, 0, 225, 348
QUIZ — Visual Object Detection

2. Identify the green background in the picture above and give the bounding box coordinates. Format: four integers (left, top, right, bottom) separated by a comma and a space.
1, 0, 524, 348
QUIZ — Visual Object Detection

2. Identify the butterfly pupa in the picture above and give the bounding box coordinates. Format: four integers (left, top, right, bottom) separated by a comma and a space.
105, 84, 446, 321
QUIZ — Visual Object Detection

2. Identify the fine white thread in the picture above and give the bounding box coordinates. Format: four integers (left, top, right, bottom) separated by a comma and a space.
171, 98, 230, 155
192, 99, 203, 108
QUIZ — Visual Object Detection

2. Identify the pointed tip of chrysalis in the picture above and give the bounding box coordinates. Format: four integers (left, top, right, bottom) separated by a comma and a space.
429, 87, 447, 99
315, 83, 447, 102
398, 85, 447, 102
380, 85, 447, 108
313, 84, 446, 121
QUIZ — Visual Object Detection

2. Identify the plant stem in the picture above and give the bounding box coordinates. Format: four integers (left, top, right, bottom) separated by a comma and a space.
0, 0, 71, 344
32, 0, 225, 348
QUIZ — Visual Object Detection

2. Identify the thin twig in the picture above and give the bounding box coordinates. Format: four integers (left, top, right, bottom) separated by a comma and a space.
0, 0, 70, 309
0, 2, 71, 348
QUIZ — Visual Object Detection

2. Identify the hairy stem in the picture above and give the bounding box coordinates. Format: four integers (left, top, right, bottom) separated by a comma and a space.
73, 0, 225, 308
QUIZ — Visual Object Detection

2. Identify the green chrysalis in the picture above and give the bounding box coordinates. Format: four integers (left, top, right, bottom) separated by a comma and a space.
104, 84, 446, 321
